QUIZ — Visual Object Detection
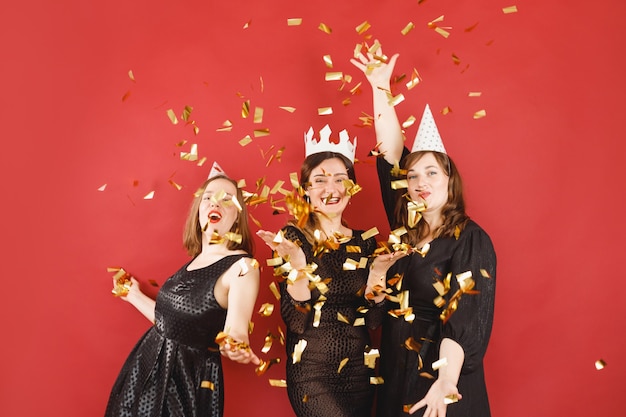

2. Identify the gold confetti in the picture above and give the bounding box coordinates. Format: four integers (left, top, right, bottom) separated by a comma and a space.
292, 339, 308, 364
503, 5, 518, 14
110, 267, 132, 297
364, 348, 380, 369
595, 359, 606, 370
180, 144, 198, 161
406, 68, 422, 90
473, 109, 487, 119
337, 358, 349, 373
432, 357, 448, 370
254, 128, 270, 137
279, 106, 296, 113
323, 55, 333, 68
401, 115, 416, 129
258, 303, 274, 317
168, 179, 182, 191
239, 135, 252, 147
97, 184, 107, 191
442, 107, 452, 115
480, 269, 492, 278
361, 227, 379, 241
268, 379, 287, 387
255, 357, 281, 376
166, 109, 178, 125
468, 91, 482, 97
287, 18, 302, 26
325, 72, 343, 81
353, 317, 365, 326
401, 22, 415, 35
337, 312, 350, 324
318, 23, 332, 34
216, 120, 233, 132
241, 100, 250, 118
370, 376, 384, 385
200, 380, 215, 390
388, 94, 405, 107
143, 191, 155, 200
444, 394, 460, 404
254, 107, 264, 123
243, 20, 251, 29
343, 258, 359, 271
452, 54, 461, 65
356, 21, 371, 35
181, 105, 193, 122
318, 107, 333, 115
128, 70, 135, 82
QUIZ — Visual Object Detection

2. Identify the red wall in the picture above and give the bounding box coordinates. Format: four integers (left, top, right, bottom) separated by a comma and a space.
1, 0, 624, 415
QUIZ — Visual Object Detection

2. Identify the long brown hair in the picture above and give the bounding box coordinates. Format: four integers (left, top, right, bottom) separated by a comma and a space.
182, 175, 254, 256
393, 151, 469, 245
289, 152, 356, 243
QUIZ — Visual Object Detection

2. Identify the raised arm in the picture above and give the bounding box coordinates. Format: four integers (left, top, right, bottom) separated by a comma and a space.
350, 45, 404, 164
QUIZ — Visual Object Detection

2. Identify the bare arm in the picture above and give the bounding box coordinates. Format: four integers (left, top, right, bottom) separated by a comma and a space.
350, 46, 404, 164
409, 338, 464, 416
221, 257, 261, 365
118, 277, 156, 323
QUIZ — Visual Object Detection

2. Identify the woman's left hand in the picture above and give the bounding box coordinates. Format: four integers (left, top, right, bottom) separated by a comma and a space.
220, 342, 260, 365
409, 378, 462, 416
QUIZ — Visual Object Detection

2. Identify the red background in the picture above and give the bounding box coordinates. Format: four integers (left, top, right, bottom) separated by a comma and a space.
1, 0, 624, 416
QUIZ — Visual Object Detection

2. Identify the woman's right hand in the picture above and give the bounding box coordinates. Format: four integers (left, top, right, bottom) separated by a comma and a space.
256, 230, 307, 270
350, 42, 399, 87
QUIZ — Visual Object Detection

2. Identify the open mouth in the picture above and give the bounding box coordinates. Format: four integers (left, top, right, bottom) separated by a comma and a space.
417, 192, 430, 200
208, 211, 222, 223
323, 196, 341, 205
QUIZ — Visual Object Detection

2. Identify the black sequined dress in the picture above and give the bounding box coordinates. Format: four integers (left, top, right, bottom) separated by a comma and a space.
375, 154, 497, 417
279, 225, 378, 417
105, 254, 249, 417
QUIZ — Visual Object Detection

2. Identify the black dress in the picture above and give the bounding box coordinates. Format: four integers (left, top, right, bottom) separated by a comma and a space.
279, 225, 378, 417
375, 155, 496, 417
105, 254, 250, 417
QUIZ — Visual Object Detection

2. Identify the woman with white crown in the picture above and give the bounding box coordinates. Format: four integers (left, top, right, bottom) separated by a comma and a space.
258, 126, 403, 417
351, 45, 497, 417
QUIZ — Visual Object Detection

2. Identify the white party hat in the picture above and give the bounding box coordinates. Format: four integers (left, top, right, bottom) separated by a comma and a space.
207, 161, 227, 179
304, 124, 357, 162
411, 104, 446, 154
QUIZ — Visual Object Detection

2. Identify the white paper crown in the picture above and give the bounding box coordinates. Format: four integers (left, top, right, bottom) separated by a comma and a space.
207, 161, 227, 179
304, 124, 357, 162
411, 104, 446, 154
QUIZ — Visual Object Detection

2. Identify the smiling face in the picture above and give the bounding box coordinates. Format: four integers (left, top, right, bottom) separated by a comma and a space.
406, 152, 450, 218
198, 177, 240, 237
305, 157, 351, 218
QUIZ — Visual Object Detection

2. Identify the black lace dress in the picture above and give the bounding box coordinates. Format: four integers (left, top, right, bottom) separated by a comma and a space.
375, 154, 497, 417
104, 254, 250, 417
279, 225, 378, 417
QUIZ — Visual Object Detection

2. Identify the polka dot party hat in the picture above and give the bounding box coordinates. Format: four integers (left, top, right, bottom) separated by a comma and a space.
411, 104, 446, 154
207, 161, 227, 179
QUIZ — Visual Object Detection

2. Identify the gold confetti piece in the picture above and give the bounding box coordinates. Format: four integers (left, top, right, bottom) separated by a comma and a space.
258, 303, 274, 317
241, 100, 250, 118
254, 128, 270, 137
168, 179, 182, 191
181, 106, 193, 122
468, 92, 482, 97
166, 109, 178, 125
279, 106, 296, 113
255, 357, 281, 376
243, 20, 251, 29
444, 394, 460, 404
361, 227, 379, 240
442, 106, 452, 115
364, 348, 380, 369
343, 258, 359, 271
401, 22, 415, 35
128, 70, 135, 82
180, 144, 198, 161
268, 379, 287, 387
406, 68, 422, 90
148, 279, 159, 287
262, 333, 275, 354
402, 116, 416, 129
97, 184, 107, 191
323, 55, 333, 68
287, 18, 302, 26
337, 312, 350, 324
200, 381, 215, 390
473, 109, 487, 119
325, 72, 343, 81
143, 191, 155, 200
292, 339, 307, 364
370, 377, 384, 385
388, 94, 405, 107
318, 23, 332, 34
595, 359, 606, 370
317, 107, 333, 115
253, 107, 263, 123
480, 269, 491, 278
420, 372, 435, 379
356, 21, 371, 35
452, 54, 461, 65
503, 5, 518, 14
432, 357, 448, 370
391, 179, 408, 190
239, 135, 252, 147
353, 317, 365, 326
121, 90, 131, 102
338, 358, 349, 373
216, 120, 233, 132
